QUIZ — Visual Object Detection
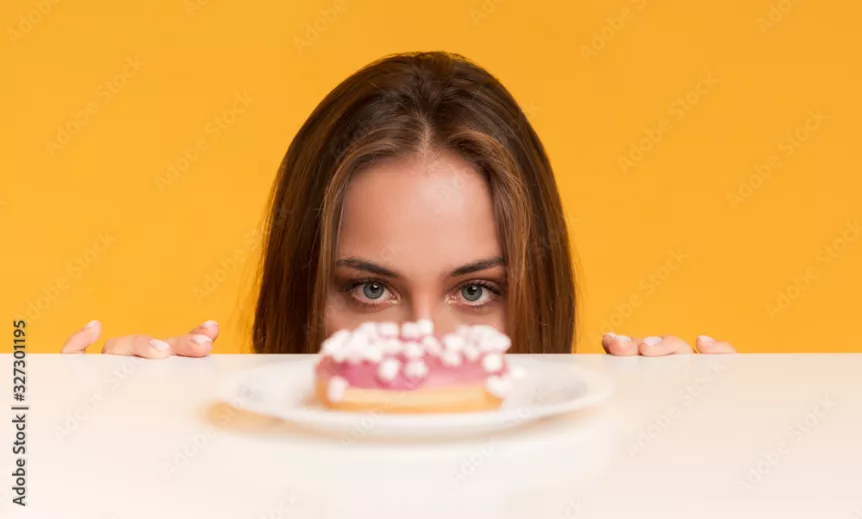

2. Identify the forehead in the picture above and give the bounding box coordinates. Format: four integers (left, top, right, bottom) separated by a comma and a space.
337, 150, 501, 270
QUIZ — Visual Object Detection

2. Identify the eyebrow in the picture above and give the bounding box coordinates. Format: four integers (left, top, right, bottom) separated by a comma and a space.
448, 256, 505, 278
334, 256, 505, 279
336, 258, 400, 278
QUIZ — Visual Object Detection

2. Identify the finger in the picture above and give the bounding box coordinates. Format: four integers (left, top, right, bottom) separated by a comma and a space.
163, 320, 219, 357
602, 333, 639, 356
191, 320, 220, 341
103, 334, 172, 359
638, 335, 693, 356
696, 335, 736, 354
61, 320, 102, 353
165, 334, 213, 358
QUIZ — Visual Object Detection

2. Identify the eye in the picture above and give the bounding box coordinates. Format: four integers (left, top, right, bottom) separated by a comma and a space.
362, 282, 386, 300
461, 284, 484, 302
343, 279, 396, 307
451, 281, 501, 307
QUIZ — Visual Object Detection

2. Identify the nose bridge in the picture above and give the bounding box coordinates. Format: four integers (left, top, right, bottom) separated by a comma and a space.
408, 288, 459, 336
407, 285, 435, 323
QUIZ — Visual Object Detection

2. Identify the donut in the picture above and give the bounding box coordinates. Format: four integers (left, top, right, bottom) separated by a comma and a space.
314, 321, 522, 414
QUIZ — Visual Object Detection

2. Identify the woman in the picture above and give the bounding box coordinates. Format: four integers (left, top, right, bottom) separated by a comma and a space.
61, 52, 735, 358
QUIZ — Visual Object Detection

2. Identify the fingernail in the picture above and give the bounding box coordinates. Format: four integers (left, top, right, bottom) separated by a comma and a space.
604, 332, 616, 338
85, 320, 100, 328
202, 320, 219, 329
191, 334, 212, 345
617, 335, 631, 343
698, 335, 715, 344
643, 336, 662, 346
149, 339, 170, 352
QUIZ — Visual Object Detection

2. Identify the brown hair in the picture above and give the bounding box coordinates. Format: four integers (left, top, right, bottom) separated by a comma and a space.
254, 51, 576, 354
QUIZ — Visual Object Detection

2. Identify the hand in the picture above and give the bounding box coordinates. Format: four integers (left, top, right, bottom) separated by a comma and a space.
602, 333, 735, 356
60, 320, 219, 359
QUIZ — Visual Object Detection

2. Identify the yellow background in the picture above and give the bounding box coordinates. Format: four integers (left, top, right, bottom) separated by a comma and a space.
2, 0, 860, 354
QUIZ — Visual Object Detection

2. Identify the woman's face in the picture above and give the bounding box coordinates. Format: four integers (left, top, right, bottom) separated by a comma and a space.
325, 149, 506, 337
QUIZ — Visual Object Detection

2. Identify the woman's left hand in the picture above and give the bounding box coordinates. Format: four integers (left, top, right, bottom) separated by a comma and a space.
602, 334, 736, 356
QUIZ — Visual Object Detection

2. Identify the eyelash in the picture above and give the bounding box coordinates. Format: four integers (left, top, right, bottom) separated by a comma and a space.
339, 279, 505, 309
340, 278, 395, 309
454, 280, 503, 305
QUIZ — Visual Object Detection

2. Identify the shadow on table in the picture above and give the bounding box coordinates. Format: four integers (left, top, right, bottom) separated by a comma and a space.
201, 401, 614, 446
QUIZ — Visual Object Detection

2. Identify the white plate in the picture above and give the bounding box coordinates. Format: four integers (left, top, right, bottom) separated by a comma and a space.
215, 357, 613, 439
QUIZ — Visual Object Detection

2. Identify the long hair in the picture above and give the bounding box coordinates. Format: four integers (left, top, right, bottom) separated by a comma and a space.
254, 51, 576, 353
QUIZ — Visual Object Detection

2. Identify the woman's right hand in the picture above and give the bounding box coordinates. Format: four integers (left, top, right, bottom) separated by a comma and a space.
60, 320, 218, 359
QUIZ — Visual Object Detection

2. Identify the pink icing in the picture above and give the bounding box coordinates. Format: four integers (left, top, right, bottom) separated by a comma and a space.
315, 352, 509, 390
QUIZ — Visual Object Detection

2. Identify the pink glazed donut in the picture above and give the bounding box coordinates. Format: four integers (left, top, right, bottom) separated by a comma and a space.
314, 321, 522, 413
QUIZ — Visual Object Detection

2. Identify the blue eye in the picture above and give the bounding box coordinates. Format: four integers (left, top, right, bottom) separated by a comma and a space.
451, 280, 504, 308
363, 282, 385, 300
341, 279, 396, 309
461, 284, 483, 302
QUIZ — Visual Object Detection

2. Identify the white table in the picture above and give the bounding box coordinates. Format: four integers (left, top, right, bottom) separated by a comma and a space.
2, 354, 861, 518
